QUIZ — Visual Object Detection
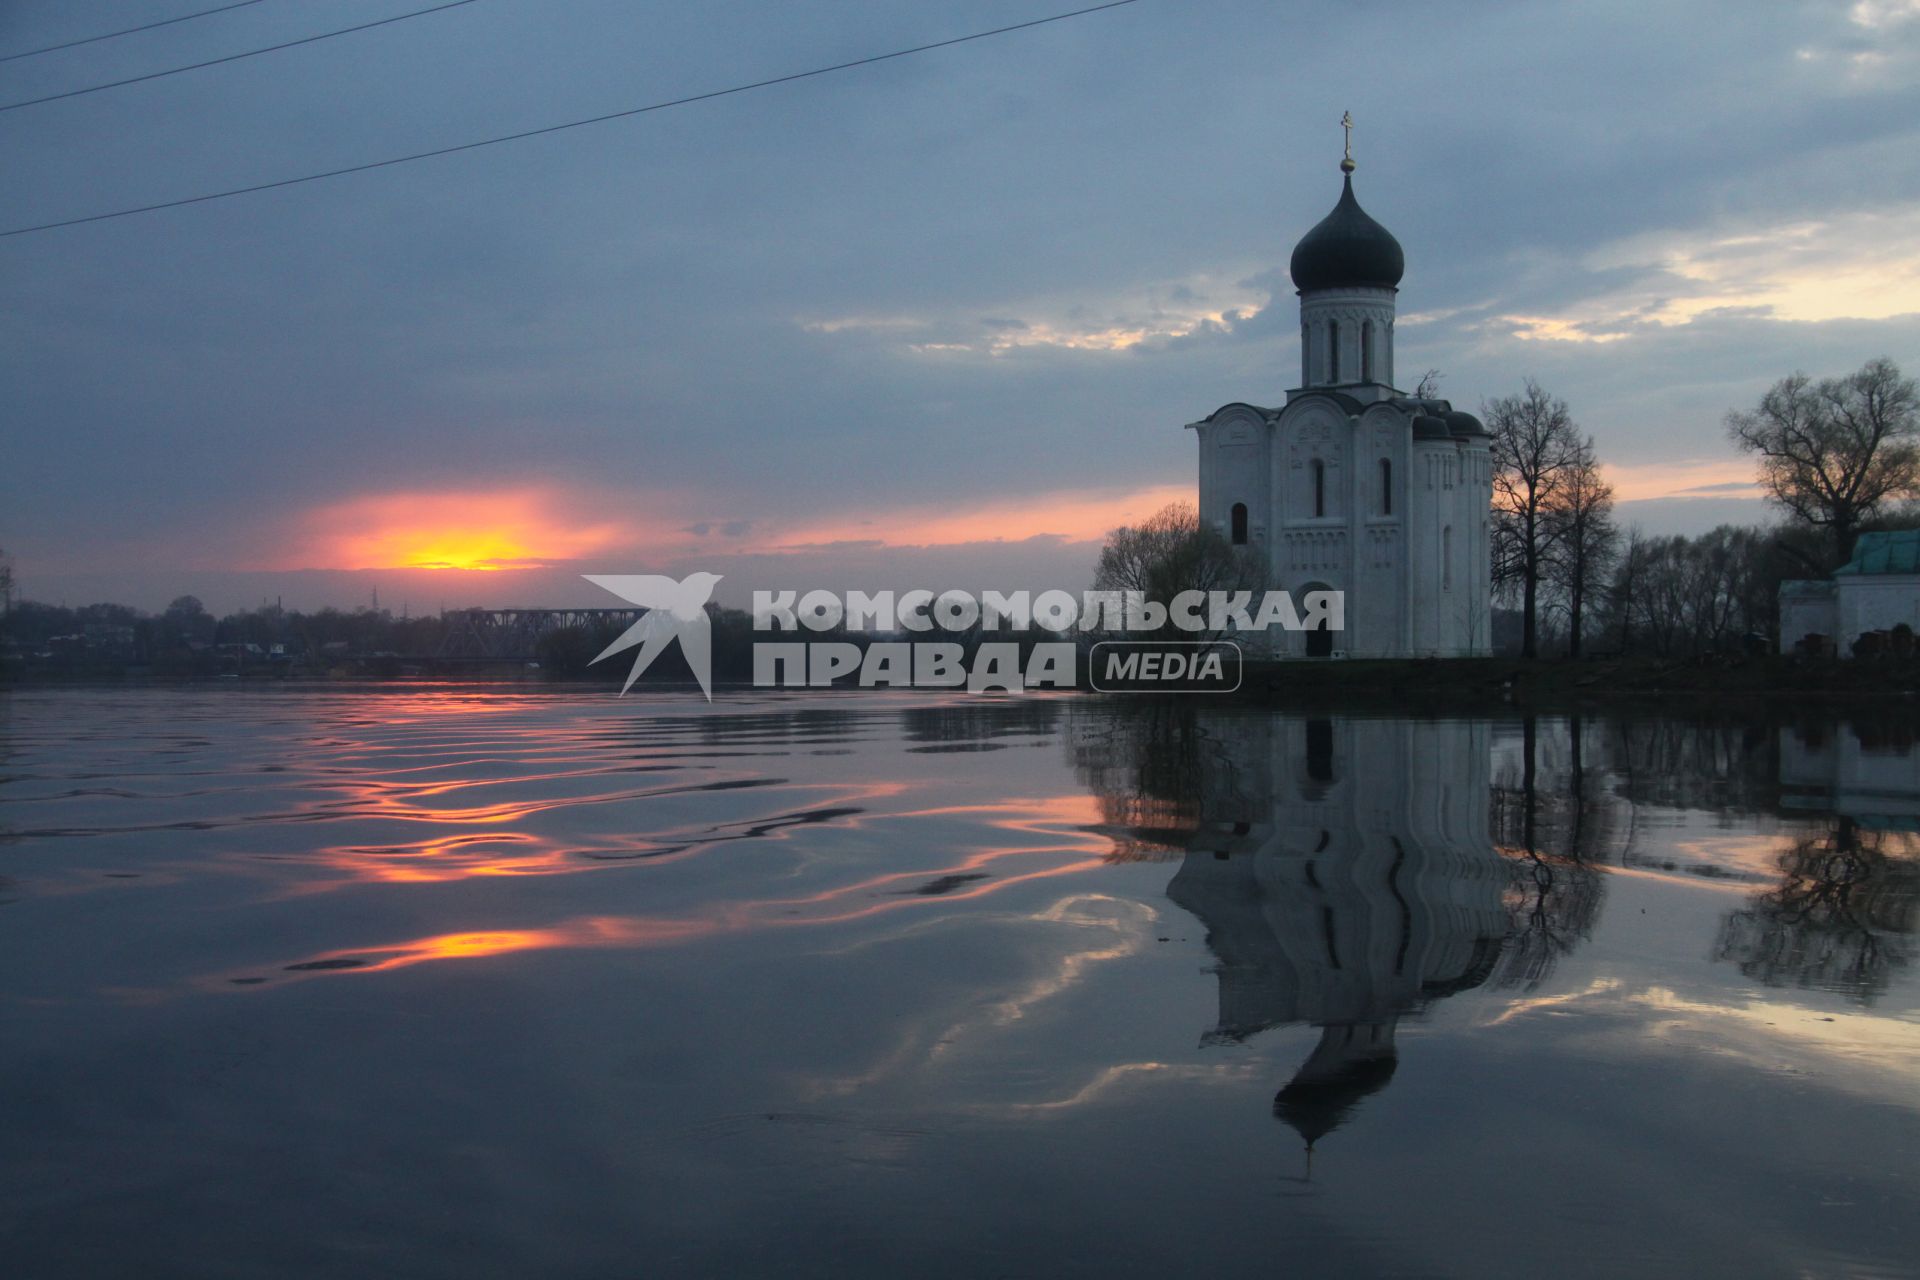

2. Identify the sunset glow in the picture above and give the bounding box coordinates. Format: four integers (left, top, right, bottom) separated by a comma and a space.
279, 488, 656, 572
1602, 458, 1765, 503
777, 483, 1196, 550
260, 479, 1211, 578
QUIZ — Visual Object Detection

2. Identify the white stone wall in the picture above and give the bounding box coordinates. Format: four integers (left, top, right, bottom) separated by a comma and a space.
1778, 585, 1837, 651
1353, 405, 1410, 656
1837, 575, 1920, 651
1777, 576, 1916, 655
1195, 405, 1271, 555
1196, 399, 1493, 658
1408, 438, 1451, 656
1271, 401, 1342, 655
1378, 436, 1493, 657
1451, 440, 1494, 656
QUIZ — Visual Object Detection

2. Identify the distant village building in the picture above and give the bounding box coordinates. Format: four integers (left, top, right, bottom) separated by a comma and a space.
1186, 122, 1492, 657
1778, 530, 1920, 656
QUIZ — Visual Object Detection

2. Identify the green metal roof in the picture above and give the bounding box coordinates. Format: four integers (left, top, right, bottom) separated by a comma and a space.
1835, 529, 1920, 575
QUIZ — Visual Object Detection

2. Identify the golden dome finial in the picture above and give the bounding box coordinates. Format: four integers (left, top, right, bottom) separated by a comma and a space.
1340, 111, 1356, 174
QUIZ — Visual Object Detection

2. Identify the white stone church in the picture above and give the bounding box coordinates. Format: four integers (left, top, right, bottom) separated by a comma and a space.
1186, 142, 1492, 657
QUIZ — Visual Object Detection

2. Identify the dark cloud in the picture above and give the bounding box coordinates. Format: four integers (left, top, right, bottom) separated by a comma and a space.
3, 0, 1918, 609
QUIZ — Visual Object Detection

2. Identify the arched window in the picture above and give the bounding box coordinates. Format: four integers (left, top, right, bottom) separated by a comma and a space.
1380, 458, 1392, 515
1230, 502, 1248, 545
1301, 324, 1310, 385
1327, 321, 1340, 382
1361, 321, 1374, 382
1312, 459, 1327, 518
1443, 525, 1454, 590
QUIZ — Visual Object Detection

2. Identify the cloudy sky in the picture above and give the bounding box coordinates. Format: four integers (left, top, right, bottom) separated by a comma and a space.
5, 0, 1919, 613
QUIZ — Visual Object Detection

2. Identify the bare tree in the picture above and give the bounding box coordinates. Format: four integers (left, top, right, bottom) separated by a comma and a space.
1092, 502, 1263, 639
1604, 525, 1780, 656
1605, 526, 1647, 653
1411, 368, 1444, 399
1726, 357, 1920, 570
1487, 380, 1587, 658
1543, 449, 1617, 657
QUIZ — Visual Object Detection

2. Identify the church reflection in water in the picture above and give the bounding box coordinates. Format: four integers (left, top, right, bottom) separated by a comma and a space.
1075, 709, 1597, 1156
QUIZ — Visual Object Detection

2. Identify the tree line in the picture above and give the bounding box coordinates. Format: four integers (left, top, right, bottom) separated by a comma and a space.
1, 594, 452, 675
1086, 356, 1917, 660
1490, 356, 1918, 658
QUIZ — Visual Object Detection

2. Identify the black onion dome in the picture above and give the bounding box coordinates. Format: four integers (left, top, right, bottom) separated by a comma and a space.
1412, 414, 1452, 440
1272, 1053, 1399, 1149
1290, 174, 1405, 292
1443, 410, 1487, 438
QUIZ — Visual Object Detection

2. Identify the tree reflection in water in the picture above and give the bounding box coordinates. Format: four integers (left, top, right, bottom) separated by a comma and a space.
1489, 715, 1609, 991
1716, 819, 1920, 1003
1713, 716, 1920, 1003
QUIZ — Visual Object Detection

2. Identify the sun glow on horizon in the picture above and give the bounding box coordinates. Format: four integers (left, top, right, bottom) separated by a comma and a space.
276, 488, 658, 573
253, 479, 1212, 581
399, 532, 534, 571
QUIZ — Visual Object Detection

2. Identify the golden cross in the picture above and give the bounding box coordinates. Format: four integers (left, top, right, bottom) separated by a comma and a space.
1341, 111, 1354, 163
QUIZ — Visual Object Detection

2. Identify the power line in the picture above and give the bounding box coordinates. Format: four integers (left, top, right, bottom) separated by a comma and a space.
0, 0, 1143, 240
0, 0, 276, 64
0, 0, 482, 113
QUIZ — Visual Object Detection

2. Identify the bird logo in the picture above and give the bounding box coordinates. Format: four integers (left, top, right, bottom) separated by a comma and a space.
583, 572, 724, 699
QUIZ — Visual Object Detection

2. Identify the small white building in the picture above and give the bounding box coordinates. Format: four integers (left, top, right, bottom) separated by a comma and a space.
1186, 145, 1493, 658
1779, 530, 1920, 655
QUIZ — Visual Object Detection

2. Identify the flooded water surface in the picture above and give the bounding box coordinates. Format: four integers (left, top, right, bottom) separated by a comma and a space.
2, 688, 1917, 1278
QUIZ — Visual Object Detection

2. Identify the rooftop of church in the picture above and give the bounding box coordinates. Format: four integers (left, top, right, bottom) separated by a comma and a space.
1288, 113, 1405, 293
1289, 173, 1405, 292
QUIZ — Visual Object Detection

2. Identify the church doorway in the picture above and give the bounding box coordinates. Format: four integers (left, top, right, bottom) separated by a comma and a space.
1302, 581, 1335, 657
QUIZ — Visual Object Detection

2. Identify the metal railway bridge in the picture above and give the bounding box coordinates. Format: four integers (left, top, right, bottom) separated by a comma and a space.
435, 608, 643, 661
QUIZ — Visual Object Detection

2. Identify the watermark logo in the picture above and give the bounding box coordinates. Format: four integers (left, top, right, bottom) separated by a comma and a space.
583, 576, 1339, 696
1090, 640, 1242, 693
584, 572, 723, 699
